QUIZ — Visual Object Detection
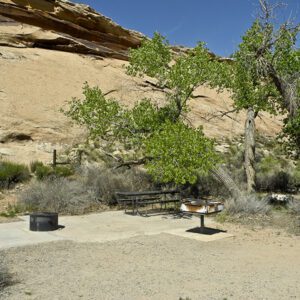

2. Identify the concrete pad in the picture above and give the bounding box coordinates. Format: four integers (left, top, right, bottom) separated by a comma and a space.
0, 211, 233, 249
0, 219, 65, 249
165, 228, 234, 242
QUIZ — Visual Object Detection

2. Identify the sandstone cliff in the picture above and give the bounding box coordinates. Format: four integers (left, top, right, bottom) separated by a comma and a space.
0, 1, 282, 164
0, 0, 143, 59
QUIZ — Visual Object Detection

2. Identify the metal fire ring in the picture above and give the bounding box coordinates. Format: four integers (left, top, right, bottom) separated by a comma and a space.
29, 212, 58, 231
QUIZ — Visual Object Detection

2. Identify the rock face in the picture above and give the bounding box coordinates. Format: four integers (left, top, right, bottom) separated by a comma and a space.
0, 1, 283, 164
0, 0, 143, 59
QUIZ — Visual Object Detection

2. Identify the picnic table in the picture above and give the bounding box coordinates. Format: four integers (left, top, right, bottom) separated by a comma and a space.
115, 190, 181, 215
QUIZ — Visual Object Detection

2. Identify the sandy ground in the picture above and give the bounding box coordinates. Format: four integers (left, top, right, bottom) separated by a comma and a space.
0, 215, 299, 300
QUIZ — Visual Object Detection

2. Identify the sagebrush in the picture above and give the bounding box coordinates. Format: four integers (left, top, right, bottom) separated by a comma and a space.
82, 165, 153, 205
225, 194, 270, 216
19, 178, 98, 215
19, 165, 153, 213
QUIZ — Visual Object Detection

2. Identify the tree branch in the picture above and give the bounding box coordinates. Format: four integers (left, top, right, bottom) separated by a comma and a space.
205, 108, 239, 121
114, 157, 150, 169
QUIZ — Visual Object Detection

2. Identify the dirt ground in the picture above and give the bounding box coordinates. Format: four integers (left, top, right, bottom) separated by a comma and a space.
1, 221, 299, 300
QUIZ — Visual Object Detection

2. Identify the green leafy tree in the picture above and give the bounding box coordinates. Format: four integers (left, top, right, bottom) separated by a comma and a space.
145, 122, 220, 185
63, 33, 224, 185
211, 0, 300, 191
127, 32, 216, 120
63, 84, 220, 185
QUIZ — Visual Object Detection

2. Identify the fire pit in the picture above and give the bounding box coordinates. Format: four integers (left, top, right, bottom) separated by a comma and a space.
180, 199, 224, 233
29, 212, 58, 231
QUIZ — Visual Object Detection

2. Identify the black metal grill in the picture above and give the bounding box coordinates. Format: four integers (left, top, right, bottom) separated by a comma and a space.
29, 212, 58, 231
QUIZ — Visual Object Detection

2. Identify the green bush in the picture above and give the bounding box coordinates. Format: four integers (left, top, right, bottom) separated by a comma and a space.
35, 165, 53, 180
256, 171, 291, 192
0, 161, 30, 189
290, 163, 300, 189
255, 155, 294, 192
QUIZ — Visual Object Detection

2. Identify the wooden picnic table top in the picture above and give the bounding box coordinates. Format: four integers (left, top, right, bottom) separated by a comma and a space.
115, 189, 180, 197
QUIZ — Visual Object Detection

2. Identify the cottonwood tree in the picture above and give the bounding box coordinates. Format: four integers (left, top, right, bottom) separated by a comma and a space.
254, 0, 300, 156
212, 0, 300, 192
126, 33, 218, 120
64, 33, 224, 186
64, 83, 220, 185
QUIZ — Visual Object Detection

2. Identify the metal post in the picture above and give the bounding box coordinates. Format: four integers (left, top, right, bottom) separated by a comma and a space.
200, 215, 205, 232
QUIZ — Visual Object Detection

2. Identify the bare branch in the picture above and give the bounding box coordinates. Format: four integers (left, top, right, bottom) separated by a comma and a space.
114, 157, 149, 169
206, 108, 239, 121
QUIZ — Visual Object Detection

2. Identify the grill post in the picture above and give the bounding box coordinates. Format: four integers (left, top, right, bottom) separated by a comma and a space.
200, 215, 205, 232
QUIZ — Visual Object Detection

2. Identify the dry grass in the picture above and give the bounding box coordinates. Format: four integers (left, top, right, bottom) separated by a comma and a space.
18, 165, 153, 214
225, 194, 270, 216
289, 199, 300, 215
0, 257, 13, 292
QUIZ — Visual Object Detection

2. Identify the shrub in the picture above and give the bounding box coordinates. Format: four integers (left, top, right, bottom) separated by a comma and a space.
30, 160, 44, 173
289, 200, 300, 215
0, 204, 22, 218
290, 163, 300, 190
35, 165, 53, 180
35, 164, 74, 180
19, 178, 98, 215
0, 257, 13, 291
225, 194, 270, 216
82, 165, 153, 205
256, 171, 291, 192
255, 155, 294, 192
0, 161, 30, 189
53, 166, 74, 177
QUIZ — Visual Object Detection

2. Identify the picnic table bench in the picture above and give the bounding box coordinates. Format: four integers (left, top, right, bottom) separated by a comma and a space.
115, 190, 181, 215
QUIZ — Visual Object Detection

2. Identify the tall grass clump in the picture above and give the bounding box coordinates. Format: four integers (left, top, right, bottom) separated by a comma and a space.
0, 161, 30, 189
19, 177, 98, 215
32, 162, 74, 180
29, 160, 44, 173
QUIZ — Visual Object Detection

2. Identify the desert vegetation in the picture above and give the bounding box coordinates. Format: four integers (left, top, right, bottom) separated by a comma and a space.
0, 161, 30, 189
0, 256, 13, 293
17, 165, 153, 214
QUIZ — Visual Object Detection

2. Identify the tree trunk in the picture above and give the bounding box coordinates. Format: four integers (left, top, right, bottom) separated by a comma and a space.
211, 166, 242, 200
244, 107, 256, 193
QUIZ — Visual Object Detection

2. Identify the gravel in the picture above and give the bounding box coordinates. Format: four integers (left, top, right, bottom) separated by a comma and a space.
1, 229, 300, 300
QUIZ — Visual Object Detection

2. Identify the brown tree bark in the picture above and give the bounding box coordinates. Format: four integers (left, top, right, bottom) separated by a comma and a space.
244, 107, 257, 193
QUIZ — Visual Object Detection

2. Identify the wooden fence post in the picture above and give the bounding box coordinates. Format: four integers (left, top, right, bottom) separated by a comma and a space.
53, 149, 57, 168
